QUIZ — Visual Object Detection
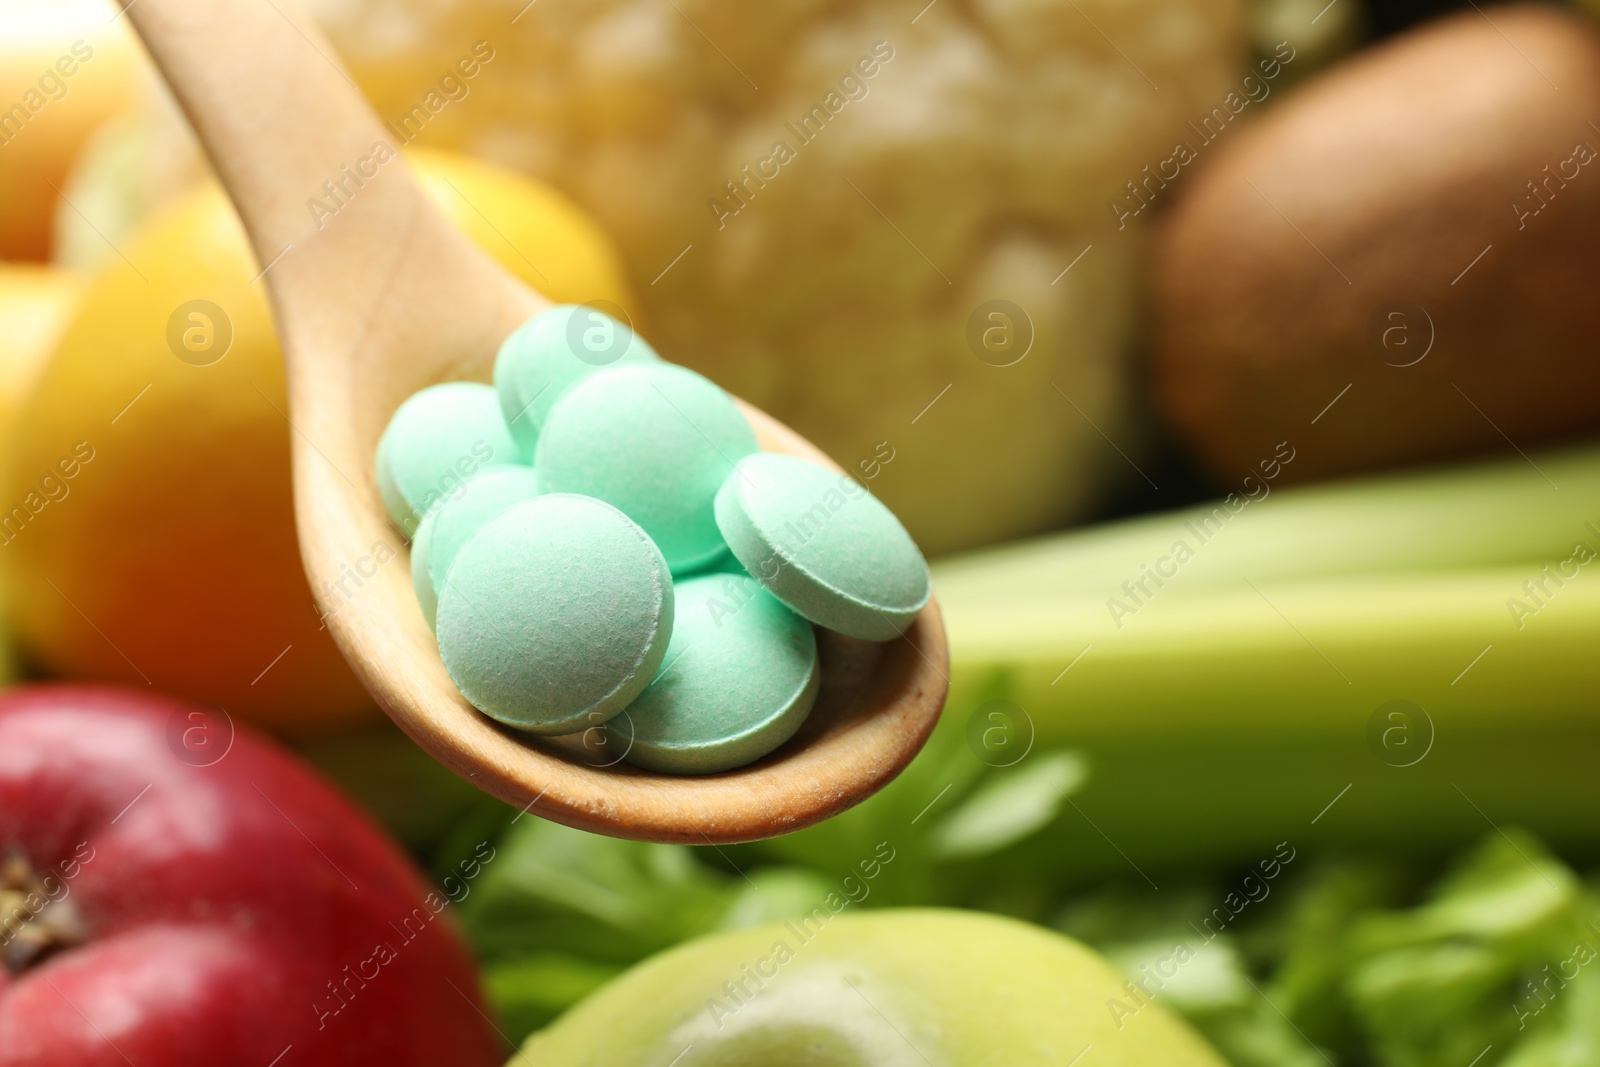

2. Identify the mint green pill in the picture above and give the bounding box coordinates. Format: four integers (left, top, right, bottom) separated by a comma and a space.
494, 305, 660, 459
410, 466, 541, 631
714, 453, 931, 641
376, 382, 518, 535
437, 495, 673, 734
535, 364, 758, 575
622, 572, 818, 775
411, 506, 441, 628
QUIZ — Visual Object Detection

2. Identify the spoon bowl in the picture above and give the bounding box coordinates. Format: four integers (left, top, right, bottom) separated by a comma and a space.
121, 0, 948, 843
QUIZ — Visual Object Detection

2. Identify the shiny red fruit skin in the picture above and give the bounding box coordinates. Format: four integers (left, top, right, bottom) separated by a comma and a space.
0, 685, 504, 1067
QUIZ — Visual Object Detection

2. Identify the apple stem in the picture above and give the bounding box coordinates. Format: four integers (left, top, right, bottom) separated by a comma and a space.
1, 850, 87, 975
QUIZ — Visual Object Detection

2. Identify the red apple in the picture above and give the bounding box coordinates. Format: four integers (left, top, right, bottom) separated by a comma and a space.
0, 685, 504, 1066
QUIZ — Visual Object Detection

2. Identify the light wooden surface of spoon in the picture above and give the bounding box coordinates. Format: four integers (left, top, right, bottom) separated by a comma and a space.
121, 0, 948, 843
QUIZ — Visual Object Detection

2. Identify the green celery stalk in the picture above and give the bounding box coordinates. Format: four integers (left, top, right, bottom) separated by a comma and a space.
946, 569, 1600, 743
934, 560, 1600, 879
932, 442, 1600, 607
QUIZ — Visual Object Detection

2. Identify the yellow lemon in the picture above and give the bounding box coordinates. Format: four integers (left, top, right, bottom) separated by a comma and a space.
0, 265, 83, 429
1, 150, 634, 736
0, 264, 84, 686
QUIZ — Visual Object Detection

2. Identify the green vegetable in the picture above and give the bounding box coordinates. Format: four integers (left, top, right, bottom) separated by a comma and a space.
925, 442, 1600, 876
927, 751, 1087, 861
1045, 830, 1600, 1067
934, 441, 1600, 605
457, 817, 866, 1032
1344, 832, 1587, 1067
457, 727, 1095, 1031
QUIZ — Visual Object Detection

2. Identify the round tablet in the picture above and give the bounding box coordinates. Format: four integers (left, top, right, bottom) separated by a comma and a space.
436, 495, 673, 734
535, 364, 758, 575
493, 305, 660, 459
410, 506, 441, 629
376, 382, 519, 535
714, 453, 931, 641
410, 466, 541, 631
621, 572, 818, 775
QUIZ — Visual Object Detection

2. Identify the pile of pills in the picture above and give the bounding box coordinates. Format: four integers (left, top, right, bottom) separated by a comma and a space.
375, 305, 931, 775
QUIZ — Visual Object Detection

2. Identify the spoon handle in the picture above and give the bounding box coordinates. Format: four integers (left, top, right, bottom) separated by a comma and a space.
116, 0, 533, 377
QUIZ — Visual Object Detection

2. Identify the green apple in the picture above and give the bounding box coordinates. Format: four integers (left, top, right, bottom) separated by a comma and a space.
510, 908, 1228, 1066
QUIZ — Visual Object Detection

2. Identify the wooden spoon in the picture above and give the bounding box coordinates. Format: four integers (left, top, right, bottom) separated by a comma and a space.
121, 0, 948, 843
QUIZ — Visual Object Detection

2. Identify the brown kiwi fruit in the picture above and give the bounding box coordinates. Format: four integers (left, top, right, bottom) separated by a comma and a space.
1153, 4, 1600, 485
